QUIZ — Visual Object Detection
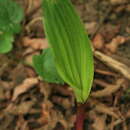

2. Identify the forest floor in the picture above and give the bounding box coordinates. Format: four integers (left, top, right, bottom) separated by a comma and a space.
0, 0, 130, 130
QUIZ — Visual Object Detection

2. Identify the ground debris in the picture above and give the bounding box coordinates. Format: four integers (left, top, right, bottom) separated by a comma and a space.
92, 33, 104, 50
22, 37, 49, 50
91, 78, 125, 97
89, 111, 106, 130
110, 0, 128, 5
12, 77, 39, 101
105, 35, 127, 53
0, 0, 130, 129
5, 101, 34, 115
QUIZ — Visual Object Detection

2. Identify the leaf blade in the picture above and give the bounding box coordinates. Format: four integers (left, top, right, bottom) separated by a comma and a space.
0, 33, 13, 53
42, 0, 94, 103
33, 48, 65, 84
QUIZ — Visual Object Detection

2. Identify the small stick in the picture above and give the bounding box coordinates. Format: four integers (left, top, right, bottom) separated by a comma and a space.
91, 78, 124, 98
94, 51, 130, 80
95, 69, 116, 76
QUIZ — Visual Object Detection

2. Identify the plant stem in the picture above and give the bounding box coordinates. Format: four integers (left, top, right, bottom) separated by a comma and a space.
75, 103, 86, 130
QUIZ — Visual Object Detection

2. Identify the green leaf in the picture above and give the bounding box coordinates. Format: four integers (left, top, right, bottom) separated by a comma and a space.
0, 33, 13, 53
33, 48, 65, 84
0, 0, 24, 34
42, 0, 94, 103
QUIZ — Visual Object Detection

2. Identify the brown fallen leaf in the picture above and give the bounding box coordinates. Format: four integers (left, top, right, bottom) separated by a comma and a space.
0, 114, 15, 130
12, 78, 39, 101
126, 4, 130, 12
22, 37, 49, 50
24, 52, 39, 65
39, 82, 52, 100
33, 0, 41, 7
0, 86, 5, 99
16, 116, 29, 130
122, 122, 128, 130
39, 101, 67, 129
51, 96, 72, 109
5, 101, 34, 115
100, 24, 120, 42
26, 0, 41, 14
85, 22, 98, 34
92, 34, 104, 50
114, 5, 126, 13
92, 116, 106, 130
9, 64, 27, 85
105, 36, 126, 53
25, 67, 37, 77
40, 101, 53, 125
91, 78, 124, 98
126, 110, 130, 118
110, 0, 127, 5
39, 100, 72, 129
53, 85, 73, 97
90, 111, 106, 130
23, 48, 35, 56
0, 81, 13, 99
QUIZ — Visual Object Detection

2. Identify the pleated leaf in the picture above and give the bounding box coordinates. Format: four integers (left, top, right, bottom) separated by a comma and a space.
42, 0, 94, 103
33, 48, 65, 84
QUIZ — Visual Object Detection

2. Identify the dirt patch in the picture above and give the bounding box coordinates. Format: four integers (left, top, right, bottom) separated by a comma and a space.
0, 0, 130, 129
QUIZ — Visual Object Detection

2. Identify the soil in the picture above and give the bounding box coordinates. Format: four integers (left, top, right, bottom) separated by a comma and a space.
0, 0, 130, 130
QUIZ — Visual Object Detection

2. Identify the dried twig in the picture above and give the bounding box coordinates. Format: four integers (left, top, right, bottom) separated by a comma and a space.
95, 69, 116, 76
94, 51, 130, 80
26, 0, 33, 14
94, 79, 112, 88
25, 17, 43, 33
12, 78, 39, 101
91, 78, 124, 98
90, 100, 120, 119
